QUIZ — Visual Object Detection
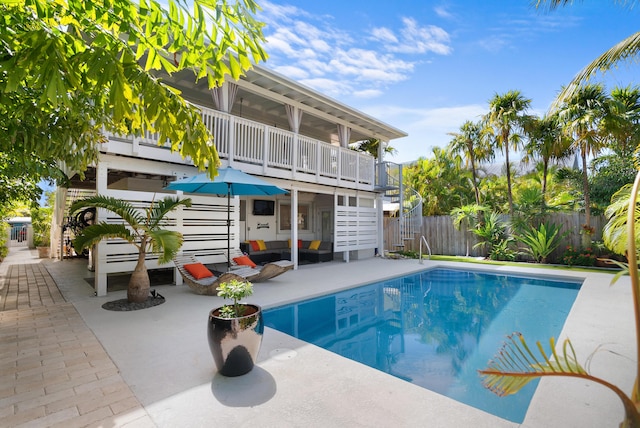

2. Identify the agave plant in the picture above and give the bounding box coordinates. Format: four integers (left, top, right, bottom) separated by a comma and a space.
479, 171, 640, 427
516, 221, 565, 263
71, 195, 192, 303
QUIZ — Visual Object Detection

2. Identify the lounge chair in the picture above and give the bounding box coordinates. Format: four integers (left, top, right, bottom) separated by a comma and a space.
232, 260, 294, 282
173, 254, 248, 296
228, 250, 294, 282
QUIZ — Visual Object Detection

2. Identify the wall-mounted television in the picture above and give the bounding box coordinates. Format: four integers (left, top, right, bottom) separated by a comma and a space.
253, 199, 275, 216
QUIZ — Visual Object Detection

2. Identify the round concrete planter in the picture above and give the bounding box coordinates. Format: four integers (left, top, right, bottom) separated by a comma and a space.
207, 304, 264, 376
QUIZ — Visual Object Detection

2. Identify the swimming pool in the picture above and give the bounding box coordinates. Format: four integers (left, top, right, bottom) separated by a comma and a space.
263, 268, 582, 423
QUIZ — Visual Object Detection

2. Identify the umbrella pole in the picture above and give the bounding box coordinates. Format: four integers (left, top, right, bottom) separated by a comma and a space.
227, 184, 231, 270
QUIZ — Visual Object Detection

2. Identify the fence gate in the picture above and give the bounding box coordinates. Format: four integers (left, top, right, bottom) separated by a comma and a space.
8, 224, 28, 247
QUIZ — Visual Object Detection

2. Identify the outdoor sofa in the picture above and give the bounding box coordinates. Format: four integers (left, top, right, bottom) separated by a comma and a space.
240, 239, 333, 263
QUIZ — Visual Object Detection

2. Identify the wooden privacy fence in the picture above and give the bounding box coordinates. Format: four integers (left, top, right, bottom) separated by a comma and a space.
384, 213, 606, 261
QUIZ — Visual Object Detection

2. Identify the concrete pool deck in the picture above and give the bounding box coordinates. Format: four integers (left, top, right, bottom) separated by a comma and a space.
1, 246, 635, 427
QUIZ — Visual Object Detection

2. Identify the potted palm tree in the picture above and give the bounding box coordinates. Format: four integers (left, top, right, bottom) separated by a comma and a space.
70, 195, 191, 303
208, 279, 264, 376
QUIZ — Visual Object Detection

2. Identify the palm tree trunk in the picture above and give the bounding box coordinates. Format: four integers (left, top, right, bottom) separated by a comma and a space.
542, 159, 549, 210
470, 157, 481, 205
128, 248, 150, 303
504, 134, 514, 216
581, 147, 591, 227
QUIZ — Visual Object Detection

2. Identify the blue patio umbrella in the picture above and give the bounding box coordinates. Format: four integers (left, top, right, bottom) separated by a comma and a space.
165, 167, 288, 268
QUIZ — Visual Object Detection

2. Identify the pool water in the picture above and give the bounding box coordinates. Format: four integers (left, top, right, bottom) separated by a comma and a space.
263, 268, 581, 423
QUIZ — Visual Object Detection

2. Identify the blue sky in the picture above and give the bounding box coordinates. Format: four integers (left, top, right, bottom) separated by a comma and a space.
255, 0, 638, 163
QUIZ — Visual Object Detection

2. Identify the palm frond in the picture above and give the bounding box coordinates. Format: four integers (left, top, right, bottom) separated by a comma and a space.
70, 195, 145, 228
73, 223, 136, 251
551, 31, 640, 110
147, 229, 184, 264
148, 197, 192, 230
479, 333, 587, 397
604, 184, 640, 255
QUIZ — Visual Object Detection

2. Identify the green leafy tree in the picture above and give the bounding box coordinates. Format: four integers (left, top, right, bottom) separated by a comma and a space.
351, 138, 397, 159
485, 90, 532, 216
404, 148, 475, 216
0, 0, 267, 196
71, 195, 192, 303
590, 154, 637, 213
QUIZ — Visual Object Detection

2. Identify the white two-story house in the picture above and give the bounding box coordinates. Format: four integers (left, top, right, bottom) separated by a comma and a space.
53, 64, 407, 296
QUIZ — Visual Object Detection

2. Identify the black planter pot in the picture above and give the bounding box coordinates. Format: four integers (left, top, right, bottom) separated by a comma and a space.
207, 304, 264, 377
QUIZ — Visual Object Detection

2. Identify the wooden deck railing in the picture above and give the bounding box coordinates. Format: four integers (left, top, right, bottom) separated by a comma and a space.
104, 103, 375, 190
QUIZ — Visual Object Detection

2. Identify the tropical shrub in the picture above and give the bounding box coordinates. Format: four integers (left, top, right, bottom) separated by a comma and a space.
472, 211, 508, 257
0, 221, 8, 260
30, 206, 53, 247
488, 238, 517, 261
516, 222, 565, 263
561, 245, 597, 267
216, 279, 254, 318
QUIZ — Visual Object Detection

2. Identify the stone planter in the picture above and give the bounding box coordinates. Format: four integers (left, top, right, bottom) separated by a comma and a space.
207, 304, 263, 376
37, 246, 50, 259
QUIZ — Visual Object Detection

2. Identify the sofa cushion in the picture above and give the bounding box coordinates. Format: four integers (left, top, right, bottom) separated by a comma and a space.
266, 240, 288, 250
257, 240, 267, 250
308, 240, 321, 250
319, 241, 332, 251
249, 240, 260, 251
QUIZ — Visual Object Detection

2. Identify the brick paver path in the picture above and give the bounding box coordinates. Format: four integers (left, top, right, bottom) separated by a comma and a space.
0, 264, 65, 311
0, 256, 153, 427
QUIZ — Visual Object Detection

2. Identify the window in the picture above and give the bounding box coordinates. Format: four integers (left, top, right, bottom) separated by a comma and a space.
279, 203, 311, 231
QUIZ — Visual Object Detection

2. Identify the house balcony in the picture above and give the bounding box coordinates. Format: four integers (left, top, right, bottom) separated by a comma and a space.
102, 103, 376, 191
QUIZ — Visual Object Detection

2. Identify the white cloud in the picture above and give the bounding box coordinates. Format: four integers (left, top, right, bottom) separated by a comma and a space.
371, 27, 398, 44
434, 6, 453, 19
272, 65, 309, 80
361, 104, 488, 162
353, 88, 384, 98
258, 1, 451, 99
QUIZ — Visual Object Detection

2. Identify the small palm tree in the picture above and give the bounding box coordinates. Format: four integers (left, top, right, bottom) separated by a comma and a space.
71, 195, 192, 303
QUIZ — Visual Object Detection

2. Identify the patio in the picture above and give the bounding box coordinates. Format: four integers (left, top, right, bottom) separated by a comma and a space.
0, 246, 634, 427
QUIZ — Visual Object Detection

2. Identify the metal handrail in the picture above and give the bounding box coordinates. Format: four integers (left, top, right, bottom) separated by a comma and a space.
419, 235, 431, 263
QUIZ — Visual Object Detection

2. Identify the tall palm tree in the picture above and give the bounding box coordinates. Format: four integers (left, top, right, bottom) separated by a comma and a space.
557, 83, 611, 227
71, 195, 192, 303
485, 90, 532, 216
522, 113, 574, 205
448, 120, 493, 205
606, 85, 640, 157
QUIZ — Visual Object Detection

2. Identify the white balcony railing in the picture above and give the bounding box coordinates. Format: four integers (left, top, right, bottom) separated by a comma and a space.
103, 103, 376, 190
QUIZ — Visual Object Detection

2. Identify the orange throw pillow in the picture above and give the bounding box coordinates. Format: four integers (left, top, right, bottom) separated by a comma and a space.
249, 240, 260, 251
184, 263, 214, 280
233, 255, 257, 268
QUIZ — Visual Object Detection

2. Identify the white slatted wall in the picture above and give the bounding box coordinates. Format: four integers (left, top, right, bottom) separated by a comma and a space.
93, 189, 237, 296
334, 197, 378, 255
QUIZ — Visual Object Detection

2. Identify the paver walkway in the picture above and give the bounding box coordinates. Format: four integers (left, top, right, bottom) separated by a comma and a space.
0, 248, 153, 427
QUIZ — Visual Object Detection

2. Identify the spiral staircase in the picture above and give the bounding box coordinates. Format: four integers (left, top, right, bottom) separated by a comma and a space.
376, 162, 423, 255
